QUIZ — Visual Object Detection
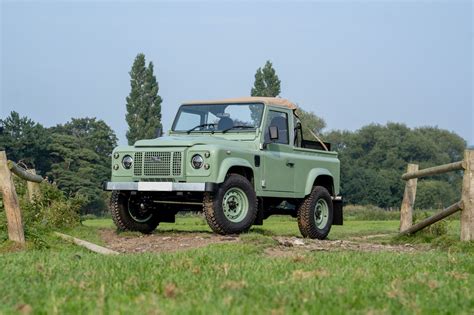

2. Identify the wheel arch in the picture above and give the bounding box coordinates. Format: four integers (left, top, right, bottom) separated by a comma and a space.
304, 168, 335, 196
217, 158, 254, 184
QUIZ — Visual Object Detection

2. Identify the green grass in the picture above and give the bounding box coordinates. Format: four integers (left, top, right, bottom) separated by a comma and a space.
1, 216, 473, 314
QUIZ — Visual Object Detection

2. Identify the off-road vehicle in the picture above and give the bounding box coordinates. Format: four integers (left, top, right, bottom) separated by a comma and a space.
104, 97, 342, 239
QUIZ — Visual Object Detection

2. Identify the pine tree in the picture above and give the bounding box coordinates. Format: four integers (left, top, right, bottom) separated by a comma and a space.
126, 53, 162, 145
251, 60, 281, 97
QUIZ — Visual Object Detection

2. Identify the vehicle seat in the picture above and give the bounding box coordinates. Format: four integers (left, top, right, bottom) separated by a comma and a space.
217, 117, 234, 130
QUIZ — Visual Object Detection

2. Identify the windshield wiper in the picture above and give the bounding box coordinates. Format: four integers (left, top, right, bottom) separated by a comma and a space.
186, 123, 217, 134
222, 125, 254, 133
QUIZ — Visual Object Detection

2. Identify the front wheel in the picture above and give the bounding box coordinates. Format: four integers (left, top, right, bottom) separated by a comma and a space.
109, 191, 159, 234
297, 186, 333, 239
203, 174, 257, 235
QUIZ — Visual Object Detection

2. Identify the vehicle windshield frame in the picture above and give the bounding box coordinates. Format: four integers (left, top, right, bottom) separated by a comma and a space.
171, 102, 265, 133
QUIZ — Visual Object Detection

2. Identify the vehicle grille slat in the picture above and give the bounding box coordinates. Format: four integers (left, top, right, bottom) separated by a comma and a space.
172, 152, 182, 176
134, 152, 143, 176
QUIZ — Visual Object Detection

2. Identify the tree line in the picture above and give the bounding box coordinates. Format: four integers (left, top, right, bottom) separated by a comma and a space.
0, 55, 467, 214
0, 113, 117, 214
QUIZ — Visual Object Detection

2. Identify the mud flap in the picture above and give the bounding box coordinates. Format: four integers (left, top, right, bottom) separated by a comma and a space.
332, 198, 343, 225
253, 198, 264, 225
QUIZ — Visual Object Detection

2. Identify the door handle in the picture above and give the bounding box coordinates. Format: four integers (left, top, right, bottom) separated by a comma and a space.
286, 160, 295, 167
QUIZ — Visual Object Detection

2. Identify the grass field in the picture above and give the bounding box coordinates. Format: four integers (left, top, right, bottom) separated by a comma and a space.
1, 216, 473, 314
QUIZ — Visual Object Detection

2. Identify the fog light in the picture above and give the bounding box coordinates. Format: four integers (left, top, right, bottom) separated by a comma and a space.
204, 163, 210, 170
204, 152, 210, 158
113, 164, 119, 170
113, 152, 119, 159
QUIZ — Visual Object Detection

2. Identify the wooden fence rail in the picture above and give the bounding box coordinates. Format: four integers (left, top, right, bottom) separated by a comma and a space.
400, 150, 474, 241
8, 161, 43, 183
401, 161, 465, 180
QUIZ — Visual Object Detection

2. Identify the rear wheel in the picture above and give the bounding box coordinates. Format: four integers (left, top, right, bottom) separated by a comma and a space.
297, 186, 333, 239
109, 191, 159, 234
203, 174, 257, 234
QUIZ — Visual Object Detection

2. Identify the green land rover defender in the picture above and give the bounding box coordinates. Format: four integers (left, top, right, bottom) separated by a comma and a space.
104, 97, 342, 239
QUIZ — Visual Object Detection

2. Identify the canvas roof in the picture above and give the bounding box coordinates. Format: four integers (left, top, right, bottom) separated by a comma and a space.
182, 97, 297, 110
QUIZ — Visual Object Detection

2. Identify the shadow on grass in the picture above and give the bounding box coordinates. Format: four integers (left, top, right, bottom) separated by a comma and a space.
114, 229, 216, 237
248, 227, 276, 236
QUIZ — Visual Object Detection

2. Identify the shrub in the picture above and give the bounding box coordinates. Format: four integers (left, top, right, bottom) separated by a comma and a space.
0, 179, 84, 248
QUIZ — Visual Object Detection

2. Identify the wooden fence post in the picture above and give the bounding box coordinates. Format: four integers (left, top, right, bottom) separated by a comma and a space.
461, 150, 474, 241
26, 169, 41, 202
0, 151, 25, 243
400, 163, 419, 232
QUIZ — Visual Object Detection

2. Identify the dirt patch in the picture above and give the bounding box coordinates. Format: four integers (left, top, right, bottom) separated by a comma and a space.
264, 237, 427, 257
99, 229, 427, 255
99, 229, 239, 253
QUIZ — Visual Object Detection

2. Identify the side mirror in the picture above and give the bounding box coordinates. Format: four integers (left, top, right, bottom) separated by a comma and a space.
269, 126, 279, 140
155, 127, 163, 138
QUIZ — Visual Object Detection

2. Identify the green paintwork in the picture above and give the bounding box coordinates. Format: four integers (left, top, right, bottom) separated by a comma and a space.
109, 103, 340, 198
222, 187, 249, 222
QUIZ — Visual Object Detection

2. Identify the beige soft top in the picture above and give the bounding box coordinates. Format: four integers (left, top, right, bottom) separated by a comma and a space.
182, 97, 297, 110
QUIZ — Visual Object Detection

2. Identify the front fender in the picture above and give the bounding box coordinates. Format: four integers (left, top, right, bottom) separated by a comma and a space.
216, 157, 253, 183
305, 168, 334, 195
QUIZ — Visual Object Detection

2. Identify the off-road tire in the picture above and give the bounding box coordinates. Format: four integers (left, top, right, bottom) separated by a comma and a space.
297, 186, 333, 239
109, 190, 159, 234
203, 174, 258, 235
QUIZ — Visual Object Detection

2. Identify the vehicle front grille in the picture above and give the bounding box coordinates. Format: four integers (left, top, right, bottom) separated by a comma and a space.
133, 151, 183, 177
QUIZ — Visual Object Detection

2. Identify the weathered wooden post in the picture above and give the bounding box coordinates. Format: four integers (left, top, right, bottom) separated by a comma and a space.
461, 150, 474, 241
400, 163, 418, 232
0, 151, 25, 243
26, 169, 41, 202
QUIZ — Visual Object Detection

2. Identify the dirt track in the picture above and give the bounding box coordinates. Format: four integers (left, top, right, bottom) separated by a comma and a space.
100, 229, 239, 253
100, 229, 426, 254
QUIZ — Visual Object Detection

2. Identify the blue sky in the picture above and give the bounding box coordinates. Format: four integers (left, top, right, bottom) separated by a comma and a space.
1, 0, 472, 145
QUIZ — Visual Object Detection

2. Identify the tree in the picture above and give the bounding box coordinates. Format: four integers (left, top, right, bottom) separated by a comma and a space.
0, 111, 51, 174
251, 60, 281, 97
48, 117, 118, 214
126, 53, 162, 145
415, 180, 458, 210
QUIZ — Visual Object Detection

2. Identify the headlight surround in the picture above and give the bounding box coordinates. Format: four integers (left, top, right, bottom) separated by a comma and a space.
122, 155, 133, 169
191, 154, 204, 169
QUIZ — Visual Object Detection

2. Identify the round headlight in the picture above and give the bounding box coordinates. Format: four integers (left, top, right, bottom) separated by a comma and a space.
122, 155, 133, 169
191, 154, 204, 169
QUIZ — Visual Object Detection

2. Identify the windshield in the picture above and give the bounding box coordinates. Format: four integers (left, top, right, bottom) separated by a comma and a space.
172, 103, 264, 132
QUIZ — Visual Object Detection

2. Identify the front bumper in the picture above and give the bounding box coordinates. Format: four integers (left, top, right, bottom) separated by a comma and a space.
103, 181, 217, 192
